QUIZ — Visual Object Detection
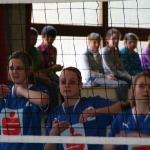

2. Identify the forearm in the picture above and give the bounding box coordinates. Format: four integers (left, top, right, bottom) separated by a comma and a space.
127, 132, 150, 138
95, 101, 130, 115
20, 89, 49, 107
40, 68, 52, 74
45, 143, 57, 150
103, 145, 116, 150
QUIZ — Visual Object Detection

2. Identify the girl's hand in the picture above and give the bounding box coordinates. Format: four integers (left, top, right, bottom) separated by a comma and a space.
51, 64, 63, 72
79, 109, 96, 123
0, 84, 10, 98
115, 131, 127, 137
50, 118, 70, 136
106, 74, 117, 80
115, 131, 148, 137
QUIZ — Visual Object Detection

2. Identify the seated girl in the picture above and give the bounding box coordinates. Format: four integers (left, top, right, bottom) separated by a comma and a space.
100, 28, 131, 86
0, 51, 49, 150
103, 72, 150, 150
82, 32, 129, 101
45, 66, 130, 150
141, 34, 150, 72
120, 33, 142, 76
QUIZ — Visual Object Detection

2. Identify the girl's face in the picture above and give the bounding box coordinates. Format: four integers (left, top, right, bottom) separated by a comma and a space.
9, 58, 29, 84
134, 76, 150, 105
106, 33, 120, 48
59, 70, 82, 99
126, 38, 137, 52
88, 40, 100, 52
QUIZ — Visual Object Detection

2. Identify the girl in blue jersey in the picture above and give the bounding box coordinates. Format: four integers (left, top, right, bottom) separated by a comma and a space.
45, 66, 130, 150
0, 51, 49, 150
103, 72, 150, 150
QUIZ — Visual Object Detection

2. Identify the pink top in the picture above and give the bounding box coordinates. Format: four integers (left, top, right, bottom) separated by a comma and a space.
37, 42, 57, 69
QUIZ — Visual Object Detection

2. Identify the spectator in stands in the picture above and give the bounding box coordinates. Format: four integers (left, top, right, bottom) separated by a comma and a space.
103, 72, 150, 150
141, 34, 150, 72
120, 33, 142, 76
100, 28, 131, 86
45, 66, 130, 150
81, 32, 129, 101
30, 27, 49, 80
37, 25, 63, 84
0, 51, 49, 150
30, 27, 60, 112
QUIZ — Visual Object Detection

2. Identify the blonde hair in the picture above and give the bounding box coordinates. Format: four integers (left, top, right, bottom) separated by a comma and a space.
88, 32, 101, 41
130, 72, 150, 107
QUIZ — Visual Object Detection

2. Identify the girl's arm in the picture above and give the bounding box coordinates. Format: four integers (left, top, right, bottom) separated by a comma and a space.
126, 132, 150, 138
79, 101, 130, 123
16, 85, 49, 107
103, 145, 116, 150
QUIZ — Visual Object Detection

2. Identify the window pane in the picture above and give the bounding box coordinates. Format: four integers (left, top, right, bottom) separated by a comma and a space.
32, 2, 100, 26
108, 0, 150, 28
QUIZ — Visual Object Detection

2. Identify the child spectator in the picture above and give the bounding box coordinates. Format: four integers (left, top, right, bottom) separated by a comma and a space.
81, 32, 129, 101
100, 28, 131, 86
141, 34, 150, 72
45, 66, 130, 150
103, 72, 150, 150
0, 51, 49, 150
30, 27, 60, 112
37, 25, 63, 84
30, 27, 41, 73
120, 33, 142, 76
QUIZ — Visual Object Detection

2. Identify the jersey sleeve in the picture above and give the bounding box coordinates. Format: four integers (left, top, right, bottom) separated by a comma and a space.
94, 96, 118, 108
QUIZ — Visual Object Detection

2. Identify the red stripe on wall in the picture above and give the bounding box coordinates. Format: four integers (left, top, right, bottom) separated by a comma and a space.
26, 4, 32, 52
0, 4, 7, 84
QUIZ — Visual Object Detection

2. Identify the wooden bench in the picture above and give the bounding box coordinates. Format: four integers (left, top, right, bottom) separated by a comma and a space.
81, 86, 118, 100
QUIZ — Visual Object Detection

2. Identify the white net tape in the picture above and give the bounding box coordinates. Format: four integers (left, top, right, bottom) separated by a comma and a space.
0, 0, 150, 148
0, 0, 128, 3
0, 136, 149, 145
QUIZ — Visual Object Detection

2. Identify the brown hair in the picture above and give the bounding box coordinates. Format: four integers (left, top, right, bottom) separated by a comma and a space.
105, 28, 121, 57
105, 28, 121, 45
123, 33, 138, 48
130, 72, 150, 107
61, 66, 82, 84
8, 51, 35, 84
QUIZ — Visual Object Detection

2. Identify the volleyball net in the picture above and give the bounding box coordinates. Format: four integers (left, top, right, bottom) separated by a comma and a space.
0, 0, 150, 149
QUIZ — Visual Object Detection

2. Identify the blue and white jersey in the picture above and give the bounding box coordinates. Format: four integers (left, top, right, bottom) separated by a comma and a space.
108, 108, 150, 150
46, 96, 117, 150
0, 85, 49, 150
